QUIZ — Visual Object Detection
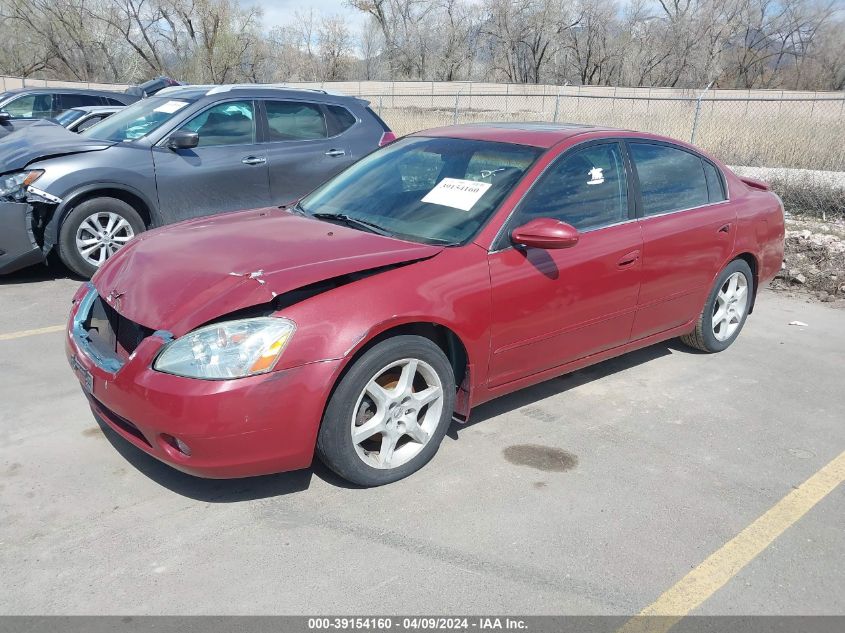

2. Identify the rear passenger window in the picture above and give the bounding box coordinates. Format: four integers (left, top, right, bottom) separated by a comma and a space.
702, 160, 726, 202
264, 101, 327, 140
630, 143, 709, 215
325, 105, 357, 136
59, 93, 102, 110
103, 97, 127, 106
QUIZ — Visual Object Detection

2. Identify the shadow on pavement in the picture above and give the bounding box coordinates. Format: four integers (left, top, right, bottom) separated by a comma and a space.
0, 261, 80, 286
94, 414, 361, 503
452, 341, 677, 435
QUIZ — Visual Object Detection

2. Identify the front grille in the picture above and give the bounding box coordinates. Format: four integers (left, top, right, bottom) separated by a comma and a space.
85, 295, 153, 358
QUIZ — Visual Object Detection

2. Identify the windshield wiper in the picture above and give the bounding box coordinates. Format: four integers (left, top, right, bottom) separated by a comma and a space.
310, 212, 394, 237
281, 201, 307, 216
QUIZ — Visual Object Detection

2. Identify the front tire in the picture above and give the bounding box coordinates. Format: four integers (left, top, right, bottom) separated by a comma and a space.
58, 197, 145, 278
681, 259, 754, 353
316, 335, 456, 486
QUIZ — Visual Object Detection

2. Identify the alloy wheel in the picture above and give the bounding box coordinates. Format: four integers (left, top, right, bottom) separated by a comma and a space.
712, 271, 749, 341
351, 358, 444, 470
75, 211, 135, 268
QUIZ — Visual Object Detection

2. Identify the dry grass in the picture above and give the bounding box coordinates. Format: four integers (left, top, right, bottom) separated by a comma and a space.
372, 96, 845, 171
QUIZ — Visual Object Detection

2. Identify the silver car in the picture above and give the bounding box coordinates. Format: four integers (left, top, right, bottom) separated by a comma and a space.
0, 105, 124, 140
0, 85, 394, 277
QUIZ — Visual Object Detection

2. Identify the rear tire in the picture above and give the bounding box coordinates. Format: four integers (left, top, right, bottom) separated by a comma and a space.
316, 335, 456, 486
680, 259, 754, 353
58, 197, 145, 278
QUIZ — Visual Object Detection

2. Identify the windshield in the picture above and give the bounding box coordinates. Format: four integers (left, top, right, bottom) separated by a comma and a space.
298, 137, 542, 245
81, 96, 194, 142
55, 109, 85, 127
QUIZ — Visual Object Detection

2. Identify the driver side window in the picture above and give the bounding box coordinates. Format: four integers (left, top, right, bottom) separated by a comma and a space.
179, 100, 255, 147
513, 142, 630, 233
4, 93, 54, 118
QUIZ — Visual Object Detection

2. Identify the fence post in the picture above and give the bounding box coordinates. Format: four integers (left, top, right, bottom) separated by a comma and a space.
690, 81, 714, 144
378, 95, 383, 117
553, 89, 561, 122
453, 89, 462, 124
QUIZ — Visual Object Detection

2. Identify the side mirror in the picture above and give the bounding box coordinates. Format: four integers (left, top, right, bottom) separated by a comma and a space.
511, 218, 579, 250
167, 130, 199, 150
0, 111, 11, 122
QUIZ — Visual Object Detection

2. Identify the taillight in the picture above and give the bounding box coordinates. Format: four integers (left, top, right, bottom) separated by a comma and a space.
379, 132, 397, 146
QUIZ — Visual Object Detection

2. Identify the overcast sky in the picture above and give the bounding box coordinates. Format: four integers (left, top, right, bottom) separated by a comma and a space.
242, 0, 369, 32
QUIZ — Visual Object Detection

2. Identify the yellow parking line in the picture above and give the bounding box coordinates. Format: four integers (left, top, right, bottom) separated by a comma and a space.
619, 449, 845, 633
0, 324, 65, 341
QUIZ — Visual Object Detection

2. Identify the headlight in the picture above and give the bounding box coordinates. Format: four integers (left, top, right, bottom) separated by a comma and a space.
153, 317, 295, 379
0, 170, 43, 201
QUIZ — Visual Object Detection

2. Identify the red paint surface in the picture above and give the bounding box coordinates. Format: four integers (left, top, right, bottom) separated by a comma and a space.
68, 125, 785, 478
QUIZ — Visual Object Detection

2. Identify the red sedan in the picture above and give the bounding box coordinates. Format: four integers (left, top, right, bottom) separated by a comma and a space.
66, 123, 785, 486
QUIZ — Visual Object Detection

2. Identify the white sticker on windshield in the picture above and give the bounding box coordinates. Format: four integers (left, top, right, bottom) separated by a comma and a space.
154, 100, 189, 114
587, 167, 605, 185
421, 178, 493, 211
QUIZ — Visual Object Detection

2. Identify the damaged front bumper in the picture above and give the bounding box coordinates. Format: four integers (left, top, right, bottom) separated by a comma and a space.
0, 187, 63, 274
0, 201, 44, 274
66, 285, 342, 478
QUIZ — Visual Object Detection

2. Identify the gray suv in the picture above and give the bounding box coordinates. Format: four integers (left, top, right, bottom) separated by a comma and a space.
0, 85, 394, 277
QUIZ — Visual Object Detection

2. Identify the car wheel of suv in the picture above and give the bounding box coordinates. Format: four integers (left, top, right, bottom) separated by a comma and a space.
58, 197, 145, 278
680, 259, 754, 353
316, 335, 456, 486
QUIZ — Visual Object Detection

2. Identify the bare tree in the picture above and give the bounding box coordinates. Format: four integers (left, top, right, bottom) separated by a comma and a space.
1, 0, 841, 89
318, 14, 354, 81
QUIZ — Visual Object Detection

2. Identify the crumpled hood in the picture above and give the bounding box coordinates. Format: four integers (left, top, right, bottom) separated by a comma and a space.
0, 120, 114, 172
93, 208, 443, 336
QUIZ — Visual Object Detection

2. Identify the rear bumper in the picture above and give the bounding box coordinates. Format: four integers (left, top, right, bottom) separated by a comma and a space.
0, 201, 44, 274
65, 288, 341, 479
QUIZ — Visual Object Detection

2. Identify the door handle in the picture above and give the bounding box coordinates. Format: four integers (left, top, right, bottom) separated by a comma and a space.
718, 223, 731, 233
617, 250, 640, 268
325, 149, 346, 157
241, 156, 266, 165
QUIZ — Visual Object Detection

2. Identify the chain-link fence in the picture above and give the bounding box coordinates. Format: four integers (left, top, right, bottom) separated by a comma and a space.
4, 76, 842, 215
314, 83, 844, 219
5, 75, 841, 171
352, 88, 845, 173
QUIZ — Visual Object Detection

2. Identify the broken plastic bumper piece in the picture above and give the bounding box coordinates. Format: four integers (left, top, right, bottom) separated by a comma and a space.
0, 201, 44, 274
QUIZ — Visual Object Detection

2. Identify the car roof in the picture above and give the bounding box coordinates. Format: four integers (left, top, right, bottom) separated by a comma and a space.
153, 84, 363, 104
411, 122, 624, 148
4, 87, 126, 97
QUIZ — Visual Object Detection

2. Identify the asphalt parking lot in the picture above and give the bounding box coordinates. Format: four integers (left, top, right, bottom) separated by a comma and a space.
0, 265, 843, 617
